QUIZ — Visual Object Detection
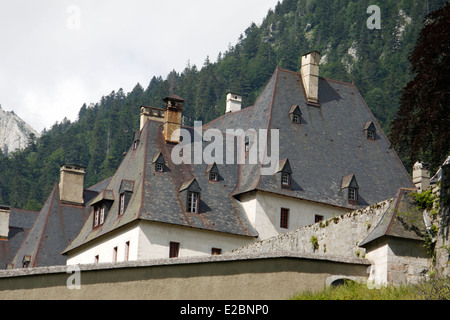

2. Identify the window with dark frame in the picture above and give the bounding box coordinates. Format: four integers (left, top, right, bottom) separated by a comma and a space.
348, 188, 358, 201
292, 114, 301, 123
209, 172, 218, 181
281, 172, 291, 187
119, 193, 125, 216
125, 241, 130, 261
155, 163, 164, 172
315, 215, 324, 223
113, 246, 118, 263
187, 191, 199, 213
367, 130, 375, 140
169, 242, 180, 258
280, 208, 289, 229
211, 248, 222, 255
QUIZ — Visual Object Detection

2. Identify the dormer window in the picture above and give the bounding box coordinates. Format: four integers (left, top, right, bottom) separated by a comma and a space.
281, 172, 291, 186
179, 178, 202, 213
289, 105, 302, 124
276, 158, 293, 189
133, 131, 141, 150
152, 152, 165, 173
91, 189, 114, 227
364, 121, 376, 140
118, 180, 134, 216
206, 162, 219, 182
341, 174, 359, 204
348, 187, 358, 201
187, 191, 199, 213
209, 172, 218, 181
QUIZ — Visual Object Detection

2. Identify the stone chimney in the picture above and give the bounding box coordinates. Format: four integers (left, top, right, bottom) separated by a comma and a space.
163, 94, 184, 144
59, 164, 85, 205
0, 205, 10, 239
140, 106, 165, 130
301, 51, 320, 104
412, 161, 430, 192
226, 93, 242, 113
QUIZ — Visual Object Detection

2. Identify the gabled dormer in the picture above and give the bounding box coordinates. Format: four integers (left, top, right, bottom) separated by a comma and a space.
289, 105, 302, 124
118, 180, 134, 216
133, 130, 141, 150
341, 174, 359, 203
91, 189, 114, 228
206, 162, 219, 182
276, 158, 292, 188
179, 178, 202, 213
363, 121, 376, 140
152, 152, 166, 172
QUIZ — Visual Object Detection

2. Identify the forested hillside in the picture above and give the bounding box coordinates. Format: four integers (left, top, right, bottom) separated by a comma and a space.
0, 0, 446, 210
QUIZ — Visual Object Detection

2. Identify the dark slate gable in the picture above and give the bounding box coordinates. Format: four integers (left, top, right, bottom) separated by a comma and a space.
63, 66, 414, 255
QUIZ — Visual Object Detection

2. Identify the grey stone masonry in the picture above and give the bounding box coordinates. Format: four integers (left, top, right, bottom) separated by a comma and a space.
228, 199, 392, 259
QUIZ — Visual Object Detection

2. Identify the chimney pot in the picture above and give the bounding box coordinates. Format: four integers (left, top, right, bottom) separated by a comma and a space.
226, 93, 242, 113
412, 161, 430, 192
163, 95, 184, 143
301, 51, 320, 104
0, 205, 10, 239
59, 164, 85, 205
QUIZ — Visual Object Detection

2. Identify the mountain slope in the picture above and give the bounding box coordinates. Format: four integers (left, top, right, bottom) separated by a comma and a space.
0, 106, 40, 156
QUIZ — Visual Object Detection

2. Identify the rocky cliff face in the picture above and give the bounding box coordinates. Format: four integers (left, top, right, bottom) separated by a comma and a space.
0, 106, 40, 155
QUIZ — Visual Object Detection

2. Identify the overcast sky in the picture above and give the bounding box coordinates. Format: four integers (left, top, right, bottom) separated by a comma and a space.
0, 0, 279, 133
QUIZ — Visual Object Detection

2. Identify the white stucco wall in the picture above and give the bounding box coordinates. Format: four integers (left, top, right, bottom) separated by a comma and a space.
240, 191, 349, 240
138, 221, 255, 259
67, 223, 140, 265
67, 221, 255, 265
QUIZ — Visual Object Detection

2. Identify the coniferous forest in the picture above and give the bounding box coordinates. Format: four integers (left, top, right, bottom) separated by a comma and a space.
0, 0, 448, 211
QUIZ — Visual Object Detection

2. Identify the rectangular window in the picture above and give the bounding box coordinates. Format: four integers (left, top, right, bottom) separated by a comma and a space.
125, 241, 130, 261
99, 206, 105, 225
209, 172, 218, 181
95, 255, 99, 264
315, 215, 324, 223
187, 192, 199, 213
93, 207, 100, 227
349, 188, 357, 201
280, 208, 289, 229
155, 163, 164, 172
281, 173, 291, 186
113, 246, 118, 263
119, 194, 125, 215
293, 114, 300, 123
211, 248, 222, 255
367, 130, 375, 140
169, 242, 180, 258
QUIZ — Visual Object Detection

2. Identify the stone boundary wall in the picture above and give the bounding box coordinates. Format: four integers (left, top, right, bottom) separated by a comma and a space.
0, 252, 370, 300
227, 199, 392, 259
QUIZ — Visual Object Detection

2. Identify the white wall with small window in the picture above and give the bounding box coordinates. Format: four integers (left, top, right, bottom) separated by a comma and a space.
239, 191, 348, 240
66, 223, 140, 265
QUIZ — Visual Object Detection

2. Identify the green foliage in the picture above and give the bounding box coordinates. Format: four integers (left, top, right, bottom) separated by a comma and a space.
292, 277, 450, 300
0, 0, 447, 209
411, 189, 437, 211
310, 235, 319, 252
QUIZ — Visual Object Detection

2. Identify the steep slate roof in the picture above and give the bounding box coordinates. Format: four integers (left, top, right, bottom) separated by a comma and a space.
359, 188, 426, 247
206, 67, 414, 209
0, 208, 39, 269
64, 66, 415, 255
8, 186, 98, 268
63, 120, 258, 254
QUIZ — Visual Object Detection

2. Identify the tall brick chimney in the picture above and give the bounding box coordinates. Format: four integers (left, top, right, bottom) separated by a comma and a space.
301, 51, 320, 104
59, 164, 85, 205
163, 94, 184, 144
